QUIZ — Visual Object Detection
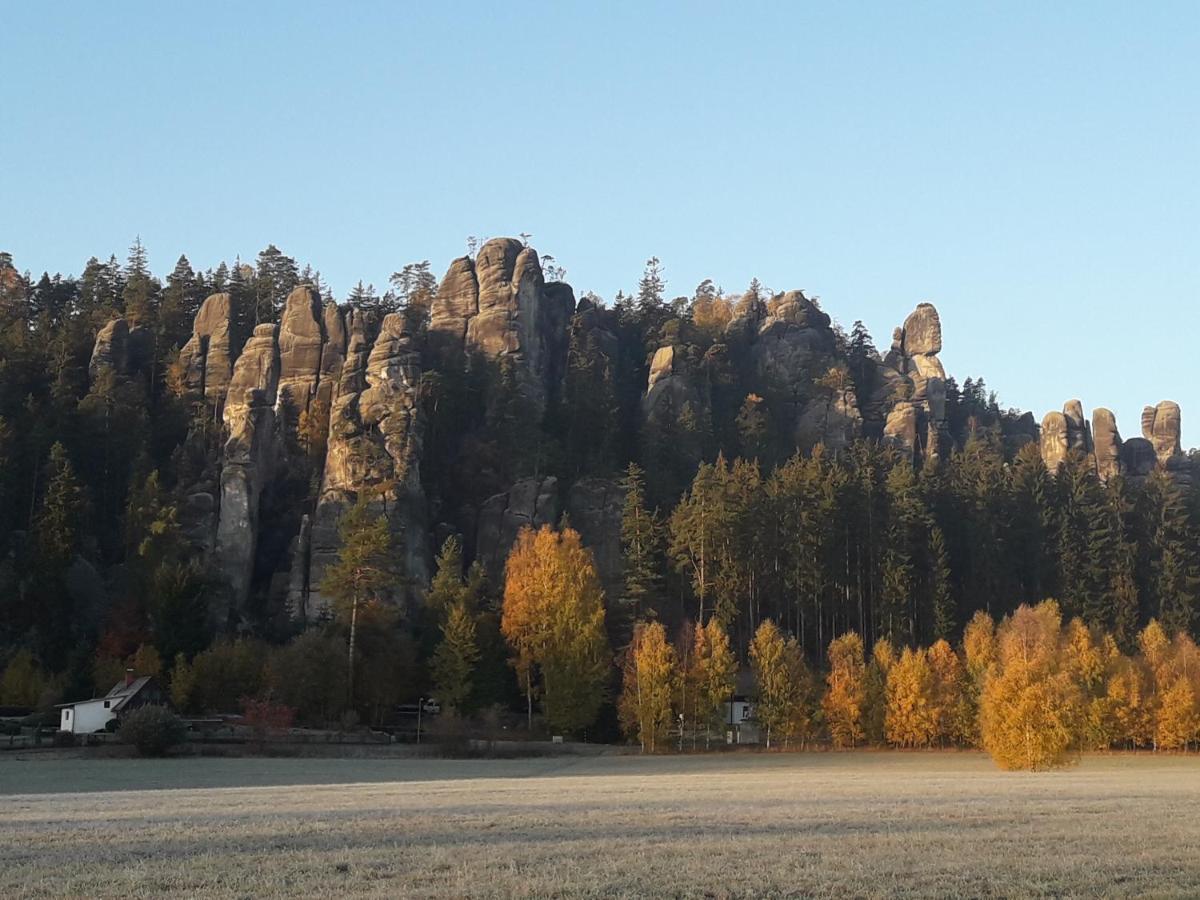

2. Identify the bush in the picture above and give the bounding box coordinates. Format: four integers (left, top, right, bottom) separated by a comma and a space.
117, 705, 187, 756
52, 730, 76, 748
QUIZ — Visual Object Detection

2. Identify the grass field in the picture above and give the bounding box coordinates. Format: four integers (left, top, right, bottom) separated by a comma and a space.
4, 751, 1200, 898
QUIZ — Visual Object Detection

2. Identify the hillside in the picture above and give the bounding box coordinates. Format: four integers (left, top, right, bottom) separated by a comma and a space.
0, 240, 1196, 724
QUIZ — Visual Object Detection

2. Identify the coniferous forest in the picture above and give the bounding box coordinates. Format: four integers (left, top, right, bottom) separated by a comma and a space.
1, 238, 1198, 767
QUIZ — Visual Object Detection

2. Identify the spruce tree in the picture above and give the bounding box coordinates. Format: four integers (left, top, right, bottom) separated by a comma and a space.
618, 463, 665, 636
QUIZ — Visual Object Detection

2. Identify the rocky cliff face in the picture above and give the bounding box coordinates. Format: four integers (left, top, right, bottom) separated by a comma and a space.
878, 303, 947, 459
297, 311, 429, 621
1038, 399, 1185, 485
177, 293, 235, 409
214, 323, 280, 623
472, 474, 626, 618
429, 238, 573, 405
88, 318, 153, 383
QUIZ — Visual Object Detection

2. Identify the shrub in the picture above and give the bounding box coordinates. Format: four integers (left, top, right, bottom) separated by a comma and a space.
52, 730, 76, 748
117, 705, 187, 756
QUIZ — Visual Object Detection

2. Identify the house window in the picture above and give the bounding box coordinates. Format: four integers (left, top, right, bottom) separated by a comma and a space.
104, 701, 111, 708
64, 710, 70, 719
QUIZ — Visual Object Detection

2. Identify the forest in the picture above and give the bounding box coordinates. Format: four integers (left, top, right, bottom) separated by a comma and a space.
0, 238, 1197, 768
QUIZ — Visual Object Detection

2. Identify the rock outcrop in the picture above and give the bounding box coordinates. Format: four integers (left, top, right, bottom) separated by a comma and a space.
566, 477, 627, 605
1142, 401, 1182, 465
1038, 401, 1188, 485
214, 323, 280, 624
275, 286, 328, 439
642, 345, 701, 418
177, 293, 235, 407
429, 238, 573, 405
88, 318, 152, 383
1092, 408, 1123, 481
1039, 410, 1070, 472
474, 476, 559, 588
877, 303, 947, 458
301, 312, 428, 622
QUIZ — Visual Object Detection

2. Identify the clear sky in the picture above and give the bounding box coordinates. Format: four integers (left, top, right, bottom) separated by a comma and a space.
4, 3, 1198, 446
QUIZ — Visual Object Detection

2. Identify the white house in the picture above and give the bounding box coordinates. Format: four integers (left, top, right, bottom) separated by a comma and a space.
58, 672, 167, 734
722, 696, 761, 744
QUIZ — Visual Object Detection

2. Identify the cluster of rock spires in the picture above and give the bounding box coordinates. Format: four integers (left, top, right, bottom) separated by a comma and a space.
1040, 399, 1186, 485
86, 237, 1191, 626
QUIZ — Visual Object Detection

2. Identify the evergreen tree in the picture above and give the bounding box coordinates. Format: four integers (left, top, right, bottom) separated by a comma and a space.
319, 494, 396, 705
431, 600, 480, 712
254, 244, 298, 322
618, 463, 665, 636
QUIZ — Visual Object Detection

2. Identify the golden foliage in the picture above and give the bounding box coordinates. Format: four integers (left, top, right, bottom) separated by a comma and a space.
980, 602, 1081, 770
885, 647, 938, 748
823, 632, 866, 748
619, 621, 678, 752
501, 525, 611, 735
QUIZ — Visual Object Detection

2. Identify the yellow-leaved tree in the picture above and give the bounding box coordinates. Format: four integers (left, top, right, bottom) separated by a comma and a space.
885, 646, 937, 748
750, 620, 809, 749
501, 525, 611, 736
927, 639, 963, 747
823, 632, 866, 748
864, 637, 896, 745
980, 600, 1081, 770
688, 617, 737, 748
618, 621, 677, 752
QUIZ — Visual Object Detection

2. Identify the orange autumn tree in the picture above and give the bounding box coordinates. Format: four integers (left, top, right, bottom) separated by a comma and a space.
619, 621, 678, 752
501, 525, 611, 736
980, 601, 1081, 770
885, 646, 937, 748
823, 632, 867, 748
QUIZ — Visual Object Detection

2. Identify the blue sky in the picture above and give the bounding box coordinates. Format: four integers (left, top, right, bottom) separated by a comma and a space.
4, 2, 1198, 445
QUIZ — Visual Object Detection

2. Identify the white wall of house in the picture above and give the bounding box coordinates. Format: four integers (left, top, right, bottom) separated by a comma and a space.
60, 699, 116, 734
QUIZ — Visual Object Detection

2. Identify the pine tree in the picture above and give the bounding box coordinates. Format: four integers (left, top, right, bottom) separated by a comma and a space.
929, 526, 955, 641
319, 494, 395, 705
122, 237, 158, 325
431, 601, 480, 712
36, 442, 87, 567
255, 244, 298, 322
618, 463, 665, 635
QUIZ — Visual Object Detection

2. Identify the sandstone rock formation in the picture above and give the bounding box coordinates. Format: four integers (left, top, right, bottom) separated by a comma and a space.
177, 292, 235, 407
88, 318, 152, 383
474, 476, 559, 588
1039, 410, 1070, 473
275, 286, 328, 439
1142, 401, 1182, 465
565, 477, 627, 605
1092, 408, 1123, 481
877, 303, 946, 458
642, 345, 701, 418
1121, 437, 1159, 479
300, 312, 428, 622
429, 238, 573, 405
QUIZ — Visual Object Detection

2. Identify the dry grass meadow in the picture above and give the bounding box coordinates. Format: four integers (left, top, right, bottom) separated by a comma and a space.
4, 751, 1200, 898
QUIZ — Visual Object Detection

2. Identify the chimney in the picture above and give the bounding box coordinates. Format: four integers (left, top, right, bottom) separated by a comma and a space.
125, 668, 135, 688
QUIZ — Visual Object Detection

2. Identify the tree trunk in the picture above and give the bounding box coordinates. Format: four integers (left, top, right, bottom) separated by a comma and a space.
347, 593, 359, 707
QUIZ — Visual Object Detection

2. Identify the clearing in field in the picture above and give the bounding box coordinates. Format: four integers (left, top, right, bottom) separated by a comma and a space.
3, 751, 1200, 898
